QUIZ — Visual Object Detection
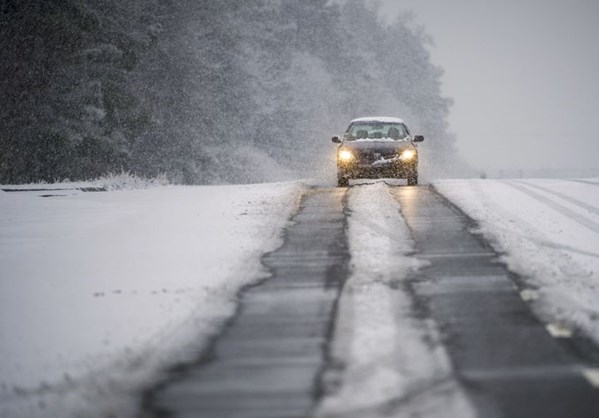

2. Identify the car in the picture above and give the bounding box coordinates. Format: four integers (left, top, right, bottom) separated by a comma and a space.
331, 116, 424, 187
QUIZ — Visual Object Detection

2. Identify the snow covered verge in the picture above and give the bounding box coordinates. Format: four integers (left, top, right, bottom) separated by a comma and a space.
434, 178, 599, 343
1, 172, 170, 192
314, 183, 475, 418
0, 181, 303, 418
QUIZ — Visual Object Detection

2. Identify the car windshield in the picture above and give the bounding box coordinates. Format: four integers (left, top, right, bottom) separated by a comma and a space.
345, 122, 409, 141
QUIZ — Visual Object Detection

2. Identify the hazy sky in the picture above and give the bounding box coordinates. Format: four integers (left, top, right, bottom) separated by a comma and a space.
379, 0, 599, 173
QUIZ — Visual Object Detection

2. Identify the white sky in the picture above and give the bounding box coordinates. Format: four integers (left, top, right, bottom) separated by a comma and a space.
379, 0, 599, 173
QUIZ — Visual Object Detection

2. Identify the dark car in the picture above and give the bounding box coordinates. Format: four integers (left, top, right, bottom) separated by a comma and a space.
332, 117, 424, 187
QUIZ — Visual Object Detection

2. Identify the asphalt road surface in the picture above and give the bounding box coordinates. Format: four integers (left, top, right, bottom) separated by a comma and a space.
143, 185, 599, 418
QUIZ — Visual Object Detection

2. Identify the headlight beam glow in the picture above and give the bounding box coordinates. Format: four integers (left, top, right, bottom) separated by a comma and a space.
399, 149, 415, 161
338, 149, 354, 162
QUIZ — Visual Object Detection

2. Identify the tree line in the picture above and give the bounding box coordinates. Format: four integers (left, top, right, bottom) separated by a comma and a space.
0, 0, 457, 184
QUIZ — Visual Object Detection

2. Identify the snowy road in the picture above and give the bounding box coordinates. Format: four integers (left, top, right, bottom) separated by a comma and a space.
3, 180, 599, 417
142, 182, 599, 418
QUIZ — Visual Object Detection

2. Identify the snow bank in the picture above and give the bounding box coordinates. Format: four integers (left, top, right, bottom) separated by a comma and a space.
434, 178, 599, 344
315, 182, 475, 418
0, 172, 169, 192
0, 182, 303, 418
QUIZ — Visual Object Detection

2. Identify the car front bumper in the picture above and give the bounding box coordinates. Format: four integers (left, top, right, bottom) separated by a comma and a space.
337, 160, 417, 179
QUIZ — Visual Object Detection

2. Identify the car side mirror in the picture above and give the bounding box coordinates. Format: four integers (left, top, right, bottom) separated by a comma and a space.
331, 136, 341, 144
413, 135, 424, 142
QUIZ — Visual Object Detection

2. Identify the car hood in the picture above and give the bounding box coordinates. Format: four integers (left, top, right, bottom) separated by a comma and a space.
341, 140, 414, 153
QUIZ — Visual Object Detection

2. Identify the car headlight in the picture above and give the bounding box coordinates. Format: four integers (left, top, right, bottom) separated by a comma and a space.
399, 149, 415, 161
338, 149, 354, 162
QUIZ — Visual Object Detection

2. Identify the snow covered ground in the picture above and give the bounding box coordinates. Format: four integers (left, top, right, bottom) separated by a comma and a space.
435, 178, 599, 343
5, 176, 598, 417
0, 181, 302, 418
315, 183, 475, 418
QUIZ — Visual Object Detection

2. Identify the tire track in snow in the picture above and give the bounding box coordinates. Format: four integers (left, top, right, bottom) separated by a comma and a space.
468, 180, 599, 260
503, 180, 599, 235
566, 179, 599, 187
514, 180, 599, 217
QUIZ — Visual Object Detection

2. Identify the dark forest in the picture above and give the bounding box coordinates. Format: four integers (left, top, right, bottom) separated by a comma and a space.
0, 0, 455, 184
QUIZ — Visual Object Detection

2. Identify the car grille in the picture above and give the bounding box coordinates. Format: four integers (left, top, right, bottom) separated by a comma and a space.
355, 149, 397, 164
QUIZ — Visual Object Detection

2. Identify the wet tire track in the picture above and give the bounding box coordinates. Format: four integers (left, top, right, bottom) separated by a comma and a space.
393, 185, 599, 418
142, 188, 350, 418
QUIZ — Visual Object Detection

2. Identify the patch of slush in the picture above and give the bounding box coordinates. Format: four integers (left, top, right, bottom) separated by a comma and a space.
314, 183, 476, 418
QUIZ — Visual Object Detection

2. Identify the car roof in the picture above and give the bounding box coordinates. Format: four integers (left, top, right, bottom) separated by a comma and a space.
350, 116, 405, 124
